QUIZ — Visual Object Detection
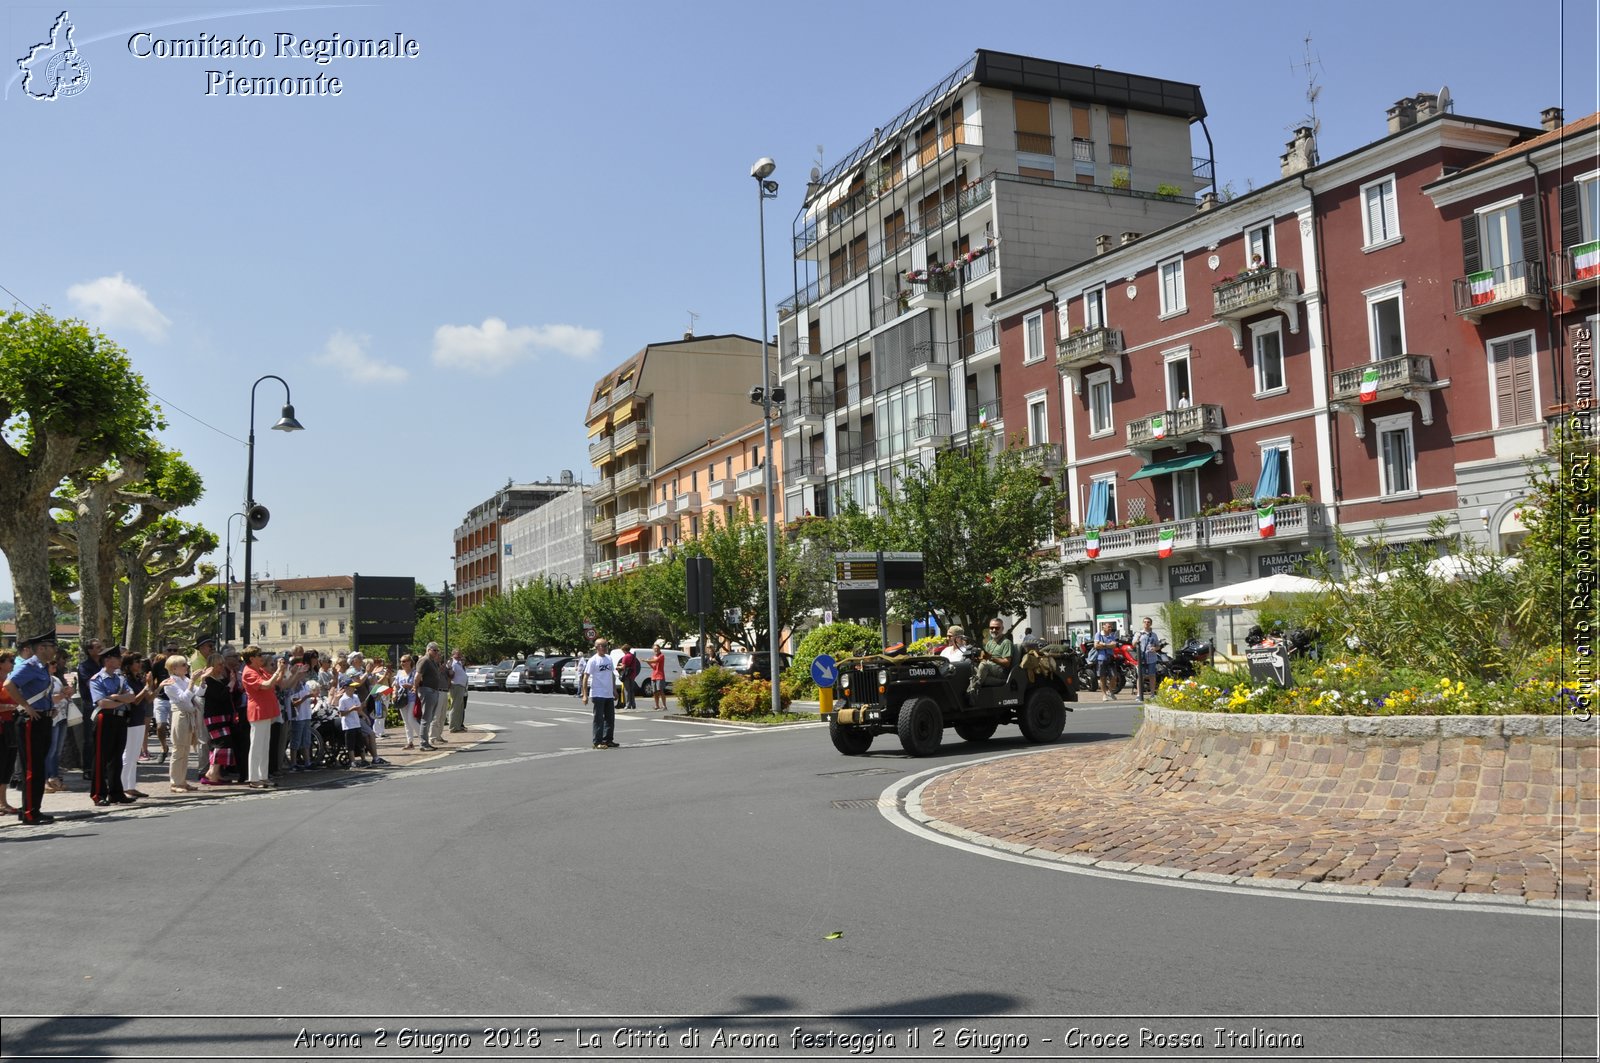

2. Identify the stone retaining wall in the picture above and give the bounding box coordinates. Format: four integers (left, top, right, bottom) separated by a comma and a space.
1103, 707, 1598, 826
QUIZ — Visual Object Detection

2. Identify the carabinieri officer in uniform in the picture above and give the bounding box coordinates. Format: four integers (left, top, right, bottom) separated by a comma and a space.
89, 646, 139, 806
6, 627, 59, 824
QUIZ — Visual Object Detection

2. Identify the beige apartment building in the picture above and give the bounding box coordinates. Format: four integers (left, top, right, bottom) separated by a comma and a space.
585, 333, 770, 579
226, 576, 355, 656
642, 420, 783, 570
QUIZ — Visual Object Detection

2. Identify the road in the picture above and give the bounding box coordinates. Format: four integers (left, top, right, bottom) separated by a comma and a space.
2, 689, 1593, 1061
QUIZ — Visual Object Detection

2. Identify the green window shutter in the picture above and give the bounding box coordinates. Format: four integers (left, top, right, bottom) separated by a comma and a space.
1461, 215, 1481, 275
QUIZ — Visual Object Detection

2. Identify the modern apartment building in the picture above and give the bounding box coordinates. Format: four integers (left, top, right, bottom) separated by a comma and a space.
989, 96, 1593, 641
643, 420, 783, 570
585, 333, 767, 579
453, 478, 586, 610
776, 49, 1213, 522
499, 481, 598, 591
226, 576, 355, 656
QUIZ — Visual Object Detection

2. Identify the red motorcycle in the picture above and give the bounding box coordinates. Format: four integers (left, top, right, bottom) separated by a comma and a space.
1076, 636, 1139, 695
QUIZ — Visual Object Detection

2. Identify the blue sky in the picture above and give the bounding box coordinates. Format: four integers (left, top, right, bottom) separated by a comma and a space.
2, 0, 1595, 602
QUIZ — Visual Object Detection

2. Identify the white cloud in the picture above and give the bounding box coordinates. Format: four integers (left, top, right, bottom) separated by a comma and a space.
313, 330, 409, 384
66, 273, 172, 341
431, 317, 602, 374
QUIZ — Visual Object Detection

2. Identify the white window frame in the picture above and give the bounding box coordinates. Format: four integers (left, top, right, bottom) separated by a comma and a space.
1257, 435, 1294, 497
1244, 219, 1275, 268
1158, 256, 1186, 317
1373, 412, 1417, 498
1173, 467, 1201, 520
1082, 284, 1107, 330
1360, 174, 1401, 251
1363, 280, 1407, 361
1475, 195, 1524, 272
1023, 310, 1046, 365
1576, 170, 1600, 243
1162, 345, 1192, 407
1025, 391, 1049, 445
1089, 471, 1118, 526
1086, 369, 1114, 438
1485, 328, 1541, 430
1249, 319, 1287, 397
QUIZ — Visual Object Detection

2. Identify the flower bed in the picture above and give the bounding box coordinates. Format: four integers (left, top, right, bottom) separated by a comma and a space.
1153, 652, 1594, 716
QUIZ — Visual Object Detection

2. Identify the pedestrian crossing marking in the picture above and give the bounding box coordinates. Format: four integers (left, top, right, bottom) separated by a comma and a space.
513, 720, 558, 728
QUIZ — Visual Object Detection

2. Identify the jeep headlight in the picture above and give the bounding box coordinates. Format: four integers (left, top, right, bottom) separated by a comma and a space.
840, 674, 851, 692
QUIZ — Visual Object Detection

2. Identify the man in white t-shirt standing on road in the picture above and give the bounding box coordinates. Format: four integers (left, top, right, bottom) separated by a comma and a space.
579, 638, 618, 750
446, 648, 469, 733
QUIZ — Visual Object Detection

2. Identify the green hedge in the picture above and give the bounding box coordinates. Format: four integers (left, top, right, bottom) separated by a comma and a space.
783, 621, 883, 698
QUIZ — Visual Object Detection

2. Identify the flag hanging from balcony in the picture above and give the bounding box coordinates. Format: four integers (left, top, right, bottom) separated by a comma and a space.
1157, 526, 1175, 558
1257, 504, 1277, 538
1575, 241, 1600, 281
1151, 414, 1167, 440
1468, 270, 1496, 307
1359, 366, 1381, 403
1085, 529, 1101, 559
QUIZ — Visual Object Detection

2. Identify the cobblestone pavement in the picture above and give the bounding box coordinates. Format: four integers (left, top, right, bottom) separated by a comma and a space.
917, 741, 1597, 905
1, 726, 493, 828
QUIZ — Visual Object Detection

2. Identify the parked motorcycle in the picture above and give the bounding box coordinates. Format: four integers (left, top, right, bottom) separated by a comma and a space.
1076, 636, 1139, 695
1144, 637, 1213, 689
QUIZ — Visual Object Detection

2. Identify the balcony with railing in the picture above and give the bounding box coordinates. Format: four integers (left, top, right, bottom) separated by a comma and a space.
672, 492, 702, 515
1212, 267, 1302, 349
786, 336, 821, 373
790, 390, 834, 425
1015, 130, 1054, 155
1329, 355, 1442, 439
589, 475, 615, 502
1126, 404, 1224, 455
1057, 326, 1125, 393
707, 477, 737, 503
616, 552, 644, 574
646, 500, 672, 526
591, 559, 615, 581
778, 278, 823, 319
612, 420, 649, 454
785, 457, 824, 485
965, 398, 1003, 432
1556, 242, 1600, 293
913, 179, 993, 237
648, 547, 671, 564
1207, 502, 1325, 547
1192, 155, 1214, 188
839, 437, 878, 469
1452, 260, 1547, 322
906, 246, 999, 310
614, 507, 645, 534
908, 339, 945, 378
1060, 518, 1203, 564
736, 466, 766, 496
609, 379, 635, 408
590, 516, 616, 543
1020, 442, 1062, 471
613, 462, 646, 494
1109, 144, 1132, 167
586, 394, 610, 421
588, 433, 614, 464
912, 412, 952, 444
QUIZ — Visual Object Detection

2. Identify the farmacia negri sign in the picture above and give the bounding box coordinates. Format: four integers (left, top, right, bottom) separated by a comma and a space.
127, 30, 421, 96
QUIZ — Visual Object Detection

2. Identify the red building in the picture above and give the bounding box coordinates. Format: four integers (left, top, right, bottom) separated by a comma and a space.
991, 98, 1595, 643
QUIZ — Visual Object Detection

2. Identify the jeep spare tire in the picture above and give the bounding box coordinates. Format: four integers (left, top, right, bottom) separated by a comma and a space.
829, 717, 873, 756
896, 697, 943, 757
1018, 687, 1066, 744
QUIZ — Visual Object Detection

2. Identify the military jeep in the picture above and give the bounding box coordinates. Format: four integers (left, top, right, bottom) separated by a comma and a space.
827, 644, 1079, 757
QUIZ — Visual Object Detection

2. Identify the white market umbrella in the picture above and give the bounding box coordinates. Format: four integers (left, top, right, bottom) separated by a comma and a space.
1179, 573, 1332, 608
1351, 552, 1522, 587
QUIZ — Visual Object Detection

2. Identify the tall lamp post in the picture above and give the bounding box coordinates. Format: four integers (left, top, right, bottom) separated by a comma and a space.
441, 581, 454, 657
751, 157, 784, 716
221, 510, 249, 642
241, 375, 304, 646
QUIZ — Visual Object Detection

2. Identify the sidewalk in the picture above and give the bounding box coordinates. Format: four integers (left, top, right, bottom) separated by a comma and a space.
2, 726, 494, 828
911, 693, 1597, 907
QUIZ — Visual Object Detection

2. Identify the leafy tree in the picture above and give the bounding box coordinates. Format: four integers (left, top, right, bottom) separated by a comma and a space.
875, 432, 1063, 633
0, 309, 162, 634
1513, 427, 1597, 644
118, 516, 219, 648
677, 506, 833, 652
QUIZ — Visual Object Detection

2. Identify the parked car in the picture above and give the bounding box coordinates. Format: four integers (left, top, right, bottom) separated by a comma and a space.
634, 648, 690, 694
491, 658, 520, 690
466, 664, 497, 690
559, 659, 582, 695
528, 655, 575, 692
682, 656, 705, 677
720, 651, 793, 680
505, 663, 530, 691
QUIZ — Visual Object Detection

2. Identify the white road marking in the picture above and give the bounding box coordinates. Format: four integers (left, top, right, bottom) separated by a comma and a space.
554, 717, 588, 724
513, 720, 558, 728
473, 724, 507, 732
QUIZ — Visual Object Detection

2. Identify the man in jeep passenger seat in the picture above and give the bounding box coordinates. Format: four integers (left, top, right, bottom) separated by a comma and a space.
972, 620, 1013, 691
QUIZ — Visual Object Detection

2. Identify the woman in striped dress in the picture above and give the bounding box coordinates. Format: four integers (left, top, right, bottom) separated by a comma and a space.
198, 653, 236, 787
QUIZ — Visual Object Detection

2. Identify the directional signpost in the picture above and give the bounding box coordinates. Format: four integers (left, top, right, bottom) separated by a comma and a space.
835, 551, 924, 648
812, 653, 838, 718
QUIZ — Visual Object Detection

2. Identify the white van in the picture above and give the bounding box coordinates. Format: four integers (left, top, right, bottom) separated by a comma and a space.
631, 647, 689, 694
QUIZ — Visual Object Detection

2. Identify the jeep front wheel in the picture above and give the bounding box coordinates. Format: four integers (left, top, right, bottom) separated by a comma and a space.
829, 717, 874, 756
1018, 687, 1066, 744
953, 719, 998, 744
896, 697, 943, 757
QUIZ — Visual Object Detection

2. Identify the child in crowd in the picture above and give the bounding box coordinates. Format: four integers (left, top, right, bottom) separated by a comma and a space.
288, 678, 317, 771
338, 679, 370, 768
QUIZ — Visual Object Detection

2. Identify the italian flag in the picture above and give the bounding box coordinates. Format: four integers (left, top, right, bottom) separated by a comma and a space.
1085, 529, 1101, 559
1151, 414, 1167, 440
1575, 240, 1600, 280
1257, 505, 1277, 538
1158, 526, 1176, 558
1359, 366, 1381, 403
1468, 270, 1496, 306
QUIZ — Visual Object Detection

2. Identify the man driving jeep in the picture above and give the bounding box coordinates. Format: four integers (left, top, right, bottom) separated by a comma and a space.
971, 619, 1014, 691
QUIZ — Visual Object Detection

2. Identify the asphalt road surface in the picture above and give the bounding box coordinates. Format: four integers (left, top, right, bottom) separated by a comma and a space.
3, 690, 1593, 1061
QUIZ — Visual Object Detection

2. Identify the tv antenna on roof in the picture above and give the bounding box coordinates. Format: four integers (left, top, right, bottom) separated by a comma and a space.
686, 310, 700, 335
1289, 32, 1323, 163
814, 144, 825, 172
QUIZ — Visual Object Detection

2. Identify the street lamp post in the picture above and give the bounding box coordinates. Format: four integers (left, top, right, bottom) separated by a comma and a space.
222, 510, 249, 642
752, 157, 783, 716
441, 581, 453, 656
241, 375, 304, 647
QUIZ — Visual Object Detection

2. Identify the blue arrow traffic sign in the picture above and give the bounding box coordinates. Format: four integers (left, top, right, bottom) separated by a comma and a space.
811, 654, 838, 688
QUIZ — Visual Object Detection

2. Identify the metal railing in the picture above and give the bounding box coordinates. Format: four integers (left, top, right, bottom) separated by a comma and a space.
912, 412, 952, 441
1110, 144, 1132, 166
1192, 156, 1214, 187
790, 391, 834, 418
784, 457, 823, 482
1072, 139, 1094, 163
1451, 260, 1546, 316
1016, 130, 1054, 155
914, 179, 993, 235
839, 438, 878, 468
